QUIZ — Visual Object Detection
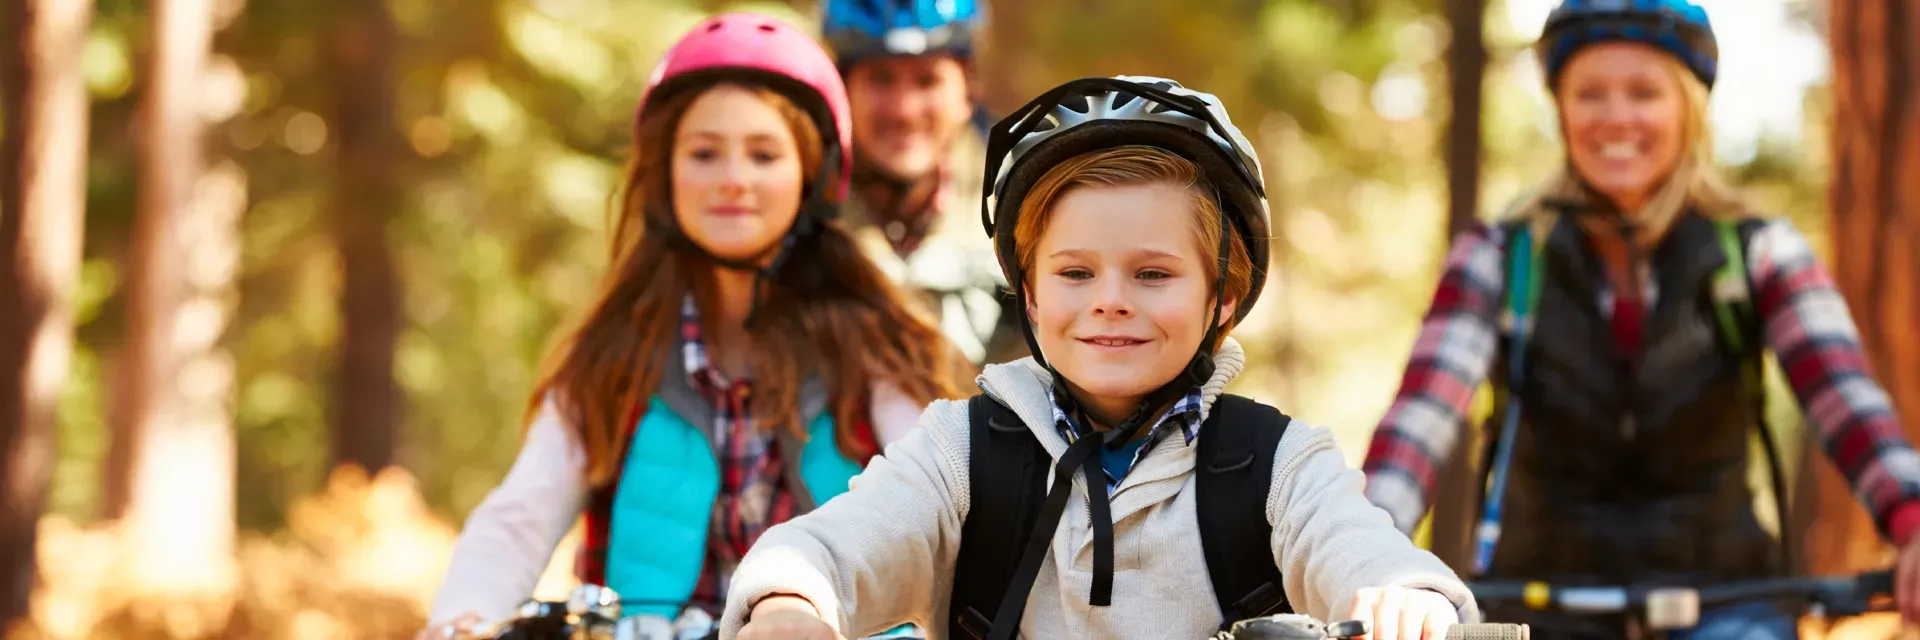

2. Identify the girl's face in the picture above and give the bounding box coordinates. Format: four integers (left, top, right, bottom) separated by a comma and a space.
670, 84, 806, 263
1026, 182, 1232, 422
1557, 42, 1688, 212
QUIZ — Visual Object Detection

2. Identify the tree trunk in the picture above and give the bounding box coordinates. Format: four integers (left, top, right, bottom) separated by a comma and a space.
325, 0, 403, 475
1800, 0, 1920, 576
0, 0, 92, 628
979, 0, 1032, 115
113, 0, 241, 597
1443, 0, 1485, 243
1426, 0, 1487, 575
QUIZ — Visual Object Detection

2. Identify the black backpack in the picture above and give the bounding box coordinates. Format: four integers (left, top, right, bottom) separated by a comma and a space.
946, 392, 1295, 639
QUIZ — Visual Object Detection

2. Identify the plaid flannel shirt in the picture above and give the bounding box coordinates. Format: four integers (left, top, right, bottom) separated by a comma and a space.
846, 160, 953, 259
577, 296, 795, 612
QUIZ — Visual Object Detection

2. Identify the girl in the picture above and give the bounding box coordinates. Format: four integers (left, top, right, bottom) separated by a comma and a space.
720, 76, 1479, 640
422, 13, 959, 637
1362, 1, 1920, 638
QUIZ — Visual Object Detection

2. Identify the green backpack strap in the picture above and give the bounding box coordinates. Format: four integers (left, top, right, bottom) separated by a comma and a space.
1709, 219, 1794, 573
1473, 222, 1546, 575
1709, 220, 1762, 396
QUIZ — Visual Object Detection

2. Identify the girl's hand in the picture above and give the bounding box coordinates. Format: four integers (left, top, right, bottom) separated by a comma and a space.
415, 613, 484, 640
739, 595, 842, 640
1347, 586, 1459, 640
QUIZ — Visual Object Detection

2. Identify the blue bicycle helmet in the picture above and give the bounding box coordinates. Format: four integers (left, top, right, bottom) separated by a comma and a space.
1537, 0, 1718, 89
822, 0, 983, 67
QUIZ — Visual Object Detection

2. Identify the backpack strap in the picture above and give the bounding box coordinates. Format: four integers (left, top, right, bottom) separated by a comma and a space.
1473, 221, 1546, 576
1196, 394, 1294, 629
1709, 219, 1761, 392
948, 394, 1049, 639
1709, 218, 1795, 574
948, 393, 1299, 637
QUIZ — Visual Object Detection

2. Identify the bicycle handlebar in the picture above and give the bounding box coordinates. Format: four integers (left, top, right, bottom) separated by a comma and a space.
470, 585, 1535, 640
1216, 613, 1528, 640
1464, 570, 1893, 631
1444, 624, 1532, 640
465, 585, 718, 640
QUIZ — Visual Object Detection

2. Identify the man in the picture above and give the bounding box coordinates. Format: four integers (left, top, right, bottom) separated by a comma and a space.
823, 0, 1024, 367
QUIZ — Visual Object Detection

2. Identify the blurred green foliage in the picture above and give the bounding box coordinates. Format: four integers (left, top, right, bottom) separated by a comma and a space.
47, 0, 1832, 530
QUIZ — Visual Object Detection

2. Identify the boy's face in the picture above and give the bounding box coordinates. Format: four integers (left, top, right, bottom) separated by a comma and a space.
1026, 182, 1233, 419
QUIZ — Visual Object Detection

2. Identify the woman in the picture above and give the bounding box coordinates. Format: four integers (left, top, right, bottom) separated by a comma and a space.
721, 76, 1477, 640
422, 13, 959, 637
1362, 1, 1920, 638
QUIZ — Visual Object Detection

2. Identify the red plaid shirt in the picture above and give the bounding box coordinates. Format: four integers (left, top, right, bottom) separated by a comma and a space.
1362, 221, 1920, 545
847, 159, 953, 258
577, 296, 796, 613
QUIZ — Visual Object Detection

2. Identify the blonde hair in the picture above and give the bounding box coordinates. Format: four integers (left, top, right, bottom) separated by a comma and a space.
1503, 51, 1750, 243
1010, 145, 1254, 352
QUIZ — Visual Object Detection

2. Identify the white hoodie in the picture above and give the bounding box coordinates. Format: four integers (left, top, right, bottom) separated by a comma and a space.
719, 338, 1480, 640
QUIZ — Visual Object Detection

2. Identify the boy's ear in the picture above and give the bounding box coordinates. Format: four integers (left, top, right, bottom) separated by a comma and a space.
1216, 297, 1238, 328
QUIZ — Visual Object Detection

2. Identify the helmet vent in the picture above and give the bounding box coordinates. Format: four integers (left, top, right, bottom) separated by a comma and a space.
1057, 92, 1092, 115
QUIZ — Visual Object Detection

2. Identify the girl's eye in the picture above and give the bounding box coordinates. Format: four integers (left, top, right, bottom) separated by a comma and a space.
1137, 270, 1171, 281
687, 148, 719, 162
1058, 268, 1093, 281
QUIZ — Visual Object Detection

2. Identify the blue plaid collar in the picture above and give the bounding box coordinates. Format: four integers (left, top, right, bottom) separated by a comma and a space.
1048, 385, 1206, 492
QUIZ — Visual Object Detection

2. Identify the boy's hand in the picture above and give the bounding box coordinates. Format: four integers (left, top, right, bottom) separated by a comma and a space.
739, 595, 842, 640
1348, 586, 1458, 640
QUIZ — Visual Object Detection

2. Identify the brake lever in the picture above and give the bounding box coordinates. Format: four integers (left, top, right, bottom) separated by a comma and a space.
1789, 570, 1886, 620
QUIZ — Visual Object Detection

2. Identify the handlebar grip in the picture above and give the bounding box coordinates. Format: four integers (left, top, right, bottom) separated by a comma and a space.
1445, 623, 1529, 640
1858, 570, 1895, 596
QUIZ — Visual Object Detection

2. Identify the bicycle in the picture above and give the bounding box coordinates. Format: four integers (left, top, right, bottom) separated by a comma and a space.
1463, 569, 1893, 637
464, 584, 1531, 640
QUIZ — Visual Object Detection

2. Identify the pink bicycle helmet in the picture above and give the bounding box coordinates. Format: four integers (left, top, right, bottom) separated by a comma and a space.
638, 12, 854, 202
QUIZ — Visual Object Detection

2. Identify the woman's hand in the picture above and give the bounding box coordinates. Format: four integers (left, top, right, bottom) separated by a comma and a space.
1897, 535, 1920, 623
1347, 586, 1459, 640
738, 595, 841, 640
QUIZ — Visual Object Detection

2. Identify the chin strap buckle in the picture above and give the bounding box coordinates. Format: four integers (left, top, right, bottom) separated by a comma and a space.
1186, 353, 1216, 386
